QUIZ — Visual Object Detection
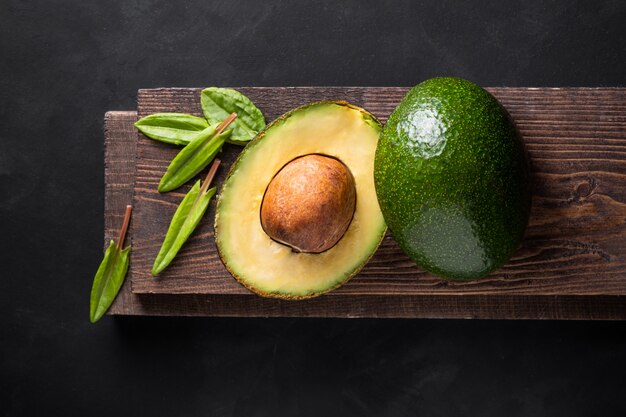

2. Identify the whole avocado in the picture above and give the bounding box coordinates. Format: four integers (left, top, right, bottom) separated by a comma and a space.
374, 77, 531, 280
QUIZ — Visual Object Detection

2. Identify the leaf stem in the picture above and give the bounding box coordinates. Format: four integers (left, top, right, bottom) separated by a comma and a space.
117, 205, 133, 249
195, 113, 235, 196
200, 159, 221, 195
215, 112, 238, 136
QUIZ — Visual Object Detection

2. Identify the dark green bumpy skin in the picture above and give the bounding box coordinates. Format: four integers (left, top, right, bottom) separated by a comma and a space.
374, 77, 531, 280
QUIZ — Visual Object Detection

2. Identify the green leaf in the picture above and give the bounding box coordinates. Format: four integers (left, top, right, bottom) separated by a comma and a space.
135, 113, 209, 146
152, 181, 217, 275
201, 88, 265, 145
158, 125, 230, 193
90, 240, 131, 323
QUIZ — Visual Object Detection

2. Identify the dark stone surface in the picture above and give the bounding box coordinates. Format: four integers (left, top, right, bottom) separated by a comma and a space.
1, 0, 625, 415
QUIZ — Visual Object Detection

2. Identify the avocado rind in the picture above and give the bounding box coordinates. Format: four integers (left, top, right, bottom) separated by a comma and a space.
374, 77, 531, 280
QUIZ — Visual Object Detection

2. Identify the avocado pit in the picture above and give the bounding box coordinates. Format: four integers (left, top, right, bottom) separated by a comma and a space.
260, 154, 356, 253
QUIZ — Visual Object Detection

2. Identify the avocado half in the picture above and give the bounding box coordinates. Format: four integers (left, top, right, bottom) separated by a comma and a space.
215, 101, 387, 299
374, 77, 531, 280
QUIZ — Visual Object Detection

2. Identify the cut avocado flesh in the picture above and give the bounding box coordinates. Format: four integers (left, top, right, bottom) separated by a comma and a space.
215, 101, 386, 299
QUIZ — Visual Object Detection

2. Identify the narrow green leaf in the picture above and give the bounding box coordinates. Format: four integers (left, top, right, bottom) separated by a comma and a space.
90, 241, 131, 323
152, 160, 221, 275
135, 113, 209, 146
90, 205, 132, 323
152, 181, 200, 274
152, 183, 217, 275
158, 116, 235, 193
201, 88, 265, 145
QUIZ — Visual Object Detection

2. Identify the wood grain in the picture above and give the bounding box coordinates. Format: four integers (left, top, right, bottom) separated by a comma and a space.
104, 106, 626, 319
130, 87, 626, 297
104, 111, 137, 315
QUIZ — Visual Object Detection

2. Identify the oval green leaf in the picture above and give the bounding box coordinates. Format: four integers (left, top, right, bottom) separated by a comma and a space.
201, 88, 265, 145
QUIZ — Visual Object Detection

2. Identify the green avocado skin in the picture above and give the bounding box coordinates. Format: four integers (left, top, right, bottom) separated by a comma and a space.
374, 77, 531, 280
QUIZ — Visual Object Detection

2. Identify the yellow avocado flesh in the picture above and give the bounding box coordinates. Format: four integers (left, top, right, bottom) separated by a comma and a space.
215, 102, 386, 298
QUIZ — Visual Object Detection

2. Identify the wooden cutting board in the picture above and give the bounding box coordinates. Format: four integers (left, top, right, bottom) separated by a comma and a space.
107, 87, 626, 319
